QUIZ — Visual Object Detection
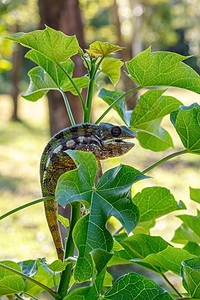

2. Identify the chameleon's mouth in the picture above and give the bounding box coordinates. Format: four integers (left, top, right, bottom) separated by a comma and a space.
103, 138, 135, 146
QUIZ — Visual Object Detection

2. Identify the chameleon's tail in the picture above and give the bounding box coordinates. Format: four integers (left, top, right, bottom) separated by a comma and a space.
44, 199, 64, 261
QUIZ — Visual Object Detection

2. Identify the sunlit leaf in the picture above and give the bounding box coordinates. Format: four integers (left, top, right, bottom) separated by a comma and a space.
132, 187, 186, 222
134, 119, 174, 151
0, 261, 25, 297
7, 26, 79, 63
178, 211, 200, 238
171, 104, 200, 153
183, 242, 200, 256
126, 47, 200, 94
133, 246, 195, 275
181, 256, 200, 298
171, 223, 200, 244
103, 272, 173, 299
190, 187, 200, 204
101, 58, 123, 85
130, 89, 182, 127
89, 41, 124, 57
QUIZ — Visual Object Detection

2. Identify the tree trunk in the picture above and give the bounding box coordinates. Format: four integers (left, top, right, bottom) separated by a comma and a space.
11, 25, 22, 121
38, 0, 86, 136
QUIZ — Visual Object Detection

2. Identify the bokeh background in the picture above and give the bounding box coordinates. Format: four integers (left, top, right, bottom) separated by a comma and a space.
1, 0, 200, 298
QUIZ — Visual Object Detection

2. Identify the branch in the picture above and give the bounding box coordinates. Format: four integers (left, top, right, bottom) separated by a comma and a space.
0, 196, 54, 221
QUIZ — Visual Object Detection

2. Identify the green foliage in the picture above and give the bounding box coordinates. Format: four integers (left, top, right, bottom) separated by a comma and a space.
1, 26, 200, 299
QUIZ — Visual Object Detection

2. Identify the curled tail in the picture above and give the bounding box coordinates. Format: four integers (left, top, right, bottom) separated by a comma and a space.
44, 199, 64, 261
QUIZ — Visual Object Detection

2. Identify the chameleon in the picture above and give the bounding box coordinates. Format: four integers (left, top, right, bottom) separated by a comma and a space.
40, 122, 136, 261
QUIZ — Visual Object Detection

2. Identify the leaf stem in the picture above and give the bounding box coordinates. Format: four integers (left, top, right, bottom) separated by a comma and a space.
84, 56, 105, 123
15, 294, 24, 300
57, 63, 86, 111
57, 202, 81, 298
0, 196, 54, 221
142, 149, 188, 174
161, 273, 182, 298
0, 263, 58, 299
23, 292, 39, 300
95, 86, 142, 124
59, 89, 75, 126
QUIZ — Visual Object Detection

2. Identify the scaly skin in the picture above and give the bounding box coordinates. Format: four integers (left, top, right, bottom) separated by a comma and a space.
40, 123, 136, 261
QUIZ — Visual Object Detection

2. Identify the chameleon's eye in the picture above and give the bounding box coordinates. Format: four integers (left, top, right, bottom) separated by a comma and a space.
111, 126, 121, 137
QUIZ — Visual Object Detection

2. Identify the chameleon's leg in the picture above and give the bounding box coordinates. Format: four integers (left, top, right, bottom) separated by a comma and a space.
96, 161, 103, 185
44, 199, 64, 261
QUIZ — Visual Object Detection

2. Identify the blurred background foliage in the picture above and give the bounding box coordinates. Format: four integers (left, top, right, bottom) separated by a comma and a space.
0, 0, 200, 297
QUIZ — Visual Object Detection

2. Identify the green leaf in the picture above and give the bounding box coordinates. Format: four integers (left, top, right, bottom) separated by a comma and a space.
130, 89, 182, 127
132, 186, 186, 222
101, 58, 123, 85
7, 26, 79, 63
89, 41, 124, 57
178, 211, 200, 238
64, 286, 98, 300
47, 259, 69, 273
183, 242, 200, 256
171, 104, 200, 153
181, 256, 200, 298
0, 276, 25, 297
56, 214, 69, 228
22, 67, 56, 101
135, 119, 174, 151
103, 271, 113, 287
133, 246, 195, 274
132, 220, 156, 235
190, 187, 200, 204
0, 261, 25, 296
24, 259, 59, 296
171, 223, 200, 244
22, 57, 88, 101
103, 272, 173, 299
56, 150, 146, 282
18, 260, 38, 277
126, 47, 200, 94
98, 88, 128, 125
121, 234, 171, 260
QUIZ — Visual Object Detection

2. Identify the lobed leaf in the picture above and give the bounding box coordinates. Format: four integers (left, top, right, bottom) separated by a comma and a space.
126, 47, 200, 94
177, 211, 200, 238
134, 119, 174, 151
181, 256, 200, 298
183, 242, 200, 256
132, 186, 186, 222
101, 58, 123, 85
56, 150, 147, 282
171, 104, 200, 153
0, 261, 25, 297
7, 26, 79, 64
132, 246, 195, 275
171, 223, 200, 244
130, 89, 182, 127
98, 88, 128, 125
103, 272, 173, 299
89, 41, 124, 57
190, 187, 200, 204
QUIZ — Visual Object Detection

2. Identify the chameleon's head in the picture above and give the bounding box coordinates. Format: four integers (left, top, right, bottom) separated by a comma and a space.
98, 123, 137, 159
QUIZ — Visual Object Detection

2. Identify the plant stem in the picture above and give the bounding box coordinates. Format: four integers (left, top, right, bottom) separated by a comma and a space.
57, 202, 81, 298
142, 149, 188, 174
0, 196, 54, 221
15, 294, 24, 300
95, 86, 142, 124
84, 56, 105, 123
59, 89, 75, 126
23, 292, 39, 300
57, 63, 85, 111
161, 273, 182, 298
0, 263, 58, 299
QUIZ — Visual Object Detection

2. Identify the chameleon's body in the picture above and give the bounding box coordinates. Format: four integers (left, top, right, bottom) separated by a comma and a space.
40, 123, 136, 261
